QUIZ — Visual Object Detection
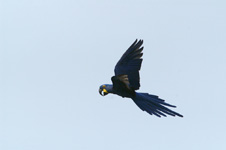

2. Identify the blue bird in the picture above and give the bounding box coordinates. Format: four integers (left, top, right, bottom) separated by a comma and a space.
99, 39, 183, 117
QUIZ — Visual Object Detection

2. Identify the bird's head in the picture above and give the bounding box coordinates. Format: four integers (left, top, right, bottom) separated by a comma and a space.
99, 84, 109, 96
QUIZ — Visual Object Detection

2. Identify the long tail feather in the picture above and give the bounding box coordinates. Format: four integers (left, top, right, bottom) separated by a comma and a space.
132, 93, 183, 117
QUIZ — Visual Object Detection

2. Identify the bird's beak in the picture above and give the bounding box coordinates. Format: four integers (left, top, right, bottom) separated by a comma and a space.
99, 88, 108, 96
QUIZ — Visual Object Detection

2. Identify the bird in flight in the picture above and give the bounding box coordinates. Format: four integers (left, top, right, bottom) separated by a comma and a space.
99, 39, 183, 117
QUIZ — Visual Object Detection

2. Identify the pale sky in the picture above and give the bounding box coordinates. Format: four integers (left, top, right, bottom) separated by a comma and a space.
1, 0, 226, 150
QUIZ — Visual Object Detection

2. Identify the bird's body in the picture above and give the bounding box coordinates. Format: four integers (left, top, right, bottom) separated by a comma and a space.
99, 39, 183, 117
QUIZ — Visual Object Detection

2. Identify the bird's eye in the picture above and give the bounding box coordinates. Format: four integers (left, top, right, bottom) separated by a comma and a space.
102, 85, 106, 88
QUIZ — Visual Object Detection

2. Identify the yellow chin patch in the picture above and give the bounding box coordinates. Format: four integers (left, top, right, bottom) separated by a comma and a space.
103, 88, 108, 93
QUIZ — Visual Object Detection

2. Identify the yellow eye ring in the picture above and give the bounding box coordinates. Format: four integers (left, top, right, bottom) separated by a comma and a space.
102, 85, 106, 88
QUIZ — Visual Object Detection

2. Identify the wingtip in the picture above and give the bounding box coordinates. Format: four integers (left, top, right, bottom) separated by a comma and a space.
138, 39, 143, 43
134, 39, 143, 43
134, 39, 138, 43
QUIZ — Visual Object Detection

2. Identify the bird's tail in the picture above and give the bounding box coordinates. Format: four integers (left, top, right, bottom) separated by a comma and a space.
132, 92, 183, 117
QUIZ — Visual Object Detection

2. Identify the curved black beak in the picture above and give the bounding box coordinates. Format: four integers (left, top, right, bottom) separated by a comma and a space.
99, 88, 108, 96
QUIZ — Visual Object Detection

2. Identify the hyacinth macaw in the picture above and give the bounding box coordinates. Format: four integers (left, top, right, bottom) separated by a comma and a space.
99, 39, 183, 117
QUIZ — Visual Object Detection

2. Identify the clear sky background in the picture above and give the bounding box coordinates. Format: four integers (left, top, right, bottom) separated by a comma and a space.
1, 0, 226, 150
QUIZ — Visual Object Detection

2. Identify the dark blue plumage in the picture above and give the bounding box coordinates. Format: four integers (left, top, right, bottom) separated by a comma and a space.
133, 93, 183, 117
99, 39, 183, 117
114, 39, 143, 90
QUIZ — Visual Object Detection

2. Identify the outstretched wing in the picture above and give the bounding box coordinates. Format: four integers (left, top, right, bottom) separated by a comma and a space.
114, 39, 144, 90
